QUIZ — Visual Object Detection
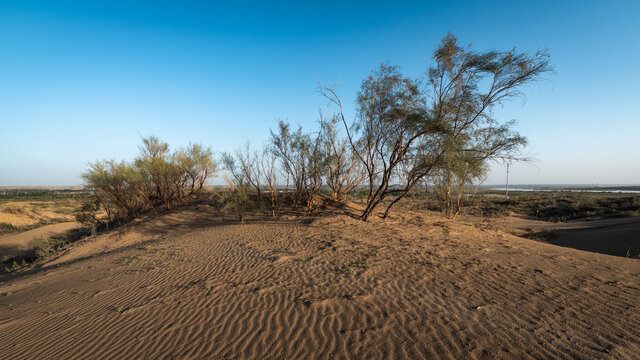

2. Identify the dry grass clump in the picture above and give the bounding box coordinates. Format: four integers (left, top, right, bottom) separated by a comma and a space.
28, 236, 67, 259
0, 222, 19, 235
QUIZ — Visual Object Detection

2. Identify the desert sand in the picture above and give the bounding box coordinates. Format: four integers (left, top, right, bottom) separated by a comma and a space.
0, 200, 78, 228
0, 222, 79, 262
0, 202, 639, 359
483, 216, 640, 258
548, 218, 640, 258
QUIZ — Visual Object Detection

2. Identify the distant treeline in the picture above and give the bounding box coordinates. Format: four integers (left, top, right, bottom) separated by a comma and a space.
0, 190, 92, 200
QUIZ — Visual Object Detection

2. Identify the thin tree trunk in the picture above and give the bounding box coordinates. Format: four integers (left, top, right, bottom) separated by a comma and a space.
382, 188, 410, 218
445, 184, 451, 219
452, 191, 463, 220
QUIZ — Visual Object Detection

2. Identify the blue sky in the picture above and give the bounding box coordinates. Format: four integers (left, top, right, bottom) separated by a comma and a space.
1, 0, 638, 186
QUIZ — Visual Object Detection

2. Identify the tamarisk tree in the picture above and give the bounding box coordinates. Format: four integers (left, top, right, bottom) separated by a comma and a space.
326, 34, 552, 221
82, 136, 216, 224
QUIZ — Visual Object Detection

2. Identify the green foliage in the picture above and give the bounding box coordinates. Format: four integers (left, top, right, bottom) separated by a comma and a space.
449, 192, 640, 221
0, 190, 92, 201
74, 196, 101, 225
323, 33, 551, 220
82, 136, 217, 225
29, 236, 68, 259
173, 144, 216, 193
269, 120, 311, 206
82, 159, 145, 222
319, 112, 363, 201
221, 151, 245, 186
269, 120, 327, 210
76, 33, 553, 223
217, 185, 252, 221
30, 237, 53, 259
4, 259, 27, 273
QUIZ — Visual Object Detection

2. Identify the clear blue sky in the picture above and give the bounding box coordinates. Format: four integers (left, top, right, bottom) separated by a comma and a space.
1, 0, 638, 186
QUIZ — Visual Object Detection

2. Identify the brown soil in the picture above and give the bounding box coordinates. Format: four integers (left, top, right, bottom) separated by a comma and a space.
0, 204, 638, 359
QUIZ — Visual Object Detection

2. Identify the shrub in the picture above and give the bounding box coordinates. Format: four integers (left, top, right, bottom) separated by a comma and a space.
29, 236, 66, 259
269, 120, 329, 211
4, 259, 27, 273
0, 222, 18, 235
82, 136, 217, 226
218, 185, 252, 221
73, 196, 102, 234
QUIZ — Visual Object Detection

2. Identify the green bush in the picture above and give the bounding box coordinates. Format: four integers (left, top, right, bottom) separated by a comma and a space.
218, 185, 252, 221
82, 136, 217, 225
73, 197, 102, 234
29, 236, 66, 259
4, 259, 27, 273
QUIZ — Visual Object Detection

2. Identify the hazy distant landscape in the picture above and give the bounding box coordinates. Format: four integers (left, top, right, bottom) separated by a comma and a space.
486, 185, 640, 193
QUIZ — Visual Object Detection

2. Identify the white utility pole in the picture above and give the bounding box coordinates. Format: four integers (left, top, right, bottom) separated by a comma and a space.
505, 162, 510, 200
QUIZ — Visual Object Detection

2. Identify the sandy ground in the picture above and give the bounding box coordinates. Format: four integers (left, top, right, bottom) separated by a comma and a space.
0, 222, 79, 262
0, 205, 639, 359
488, 216, 640, 258
548, 218, 640, 258
0, 200, 77, 228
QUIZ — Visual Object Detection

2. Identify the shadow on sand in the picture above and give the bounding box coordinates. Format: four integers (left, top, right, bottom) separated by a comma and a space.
543, 218, 640, 259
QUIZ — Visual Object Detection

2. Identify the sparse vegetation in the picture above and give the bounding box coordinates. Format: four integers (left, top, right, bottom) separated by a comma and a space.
217, 184, 253, 221
314, 34, 550, 221
269, 120, 328, 210
73, 196, 102, 235
64, 34, 553, 224
4, 259, 28, 273
0, 222, 19, 235
260, 151, 286, 220
1, 235, 74, 274
81, 136, 217, 226
398, 190, 640, 221
28, 236, 67, 259
0, 191, 88, 235
0, 189, 92, 201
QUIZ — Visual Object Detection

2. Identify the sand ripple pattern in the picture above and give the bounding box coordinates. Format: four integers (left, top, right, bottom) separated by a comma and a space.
1, 216, 639, 359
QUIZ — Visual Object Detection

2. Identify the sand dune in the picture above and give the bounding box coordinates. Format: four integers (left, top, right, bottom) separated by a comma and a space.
490, 216, 640, 258
0, 222, 79, 262
548, 218, 640, 258
1, 208, 639, 359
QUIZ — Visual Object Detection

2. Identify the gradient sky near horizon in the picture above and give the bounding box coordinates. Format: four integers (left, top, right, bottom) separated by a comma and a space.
1, 0, 639, 186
